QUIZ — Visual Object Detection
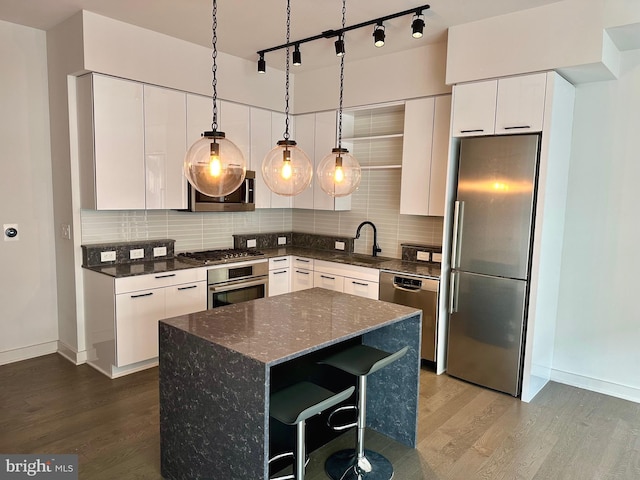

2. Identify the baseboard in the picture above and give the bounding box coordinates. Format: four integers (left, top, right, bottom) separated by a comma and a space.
57, 342, 87, 365
0, 341, 58, 366
551, 368, 640, 404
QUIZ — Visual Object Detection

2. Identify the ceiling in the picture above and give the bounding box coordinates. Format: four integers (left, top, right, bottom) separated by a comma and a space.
0, 0, 564, 72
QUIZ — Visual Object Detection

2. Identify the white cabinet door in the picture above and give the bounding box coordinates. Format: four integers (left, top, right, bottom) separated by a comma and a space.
428, 95, 452, 217
250, 107, 273, 209
495, 73, 547, 134
314, 271, 344, 292
219, 100, 251, 167
400, 97, 435, 216
291, 268, 313, 291
269, 268, 290, 296
187, 93, 217, 147
270, 111, 293, 208
451, 80, 498, 137
115, 288, 165, 366
292, 113, 316, 209
92, 75, 146, 210
144, 85, 187, 210
343, 277, 379, 300
164, 281, 207, 318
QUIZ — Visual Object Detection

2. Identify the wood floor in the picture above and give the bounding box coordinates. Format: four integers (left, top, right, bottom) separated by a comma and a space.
1, 354, 638, 479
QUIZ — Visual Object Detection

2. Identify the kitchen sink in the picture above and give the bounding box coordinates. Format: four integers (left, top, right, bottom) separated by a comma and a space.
331, 254, 389, 265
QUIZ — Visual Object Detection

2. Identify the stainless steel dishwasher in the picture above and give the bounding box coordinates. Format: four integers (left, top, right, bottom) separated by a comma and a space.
379, 272, 439, 362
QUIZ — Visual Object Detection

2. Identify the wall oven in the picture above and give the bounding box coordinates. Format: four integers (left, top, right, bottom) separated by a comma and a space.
208, 260, 269, 309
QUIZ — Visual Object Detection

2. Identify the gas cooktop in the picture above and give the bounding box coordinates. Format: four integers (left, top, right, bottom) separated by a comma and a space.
177, 248, 265, 265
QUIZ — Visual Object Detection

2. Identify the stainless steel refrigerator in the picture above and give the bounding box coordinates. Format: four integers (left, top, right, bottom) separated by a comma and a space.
447, 134, 540, 397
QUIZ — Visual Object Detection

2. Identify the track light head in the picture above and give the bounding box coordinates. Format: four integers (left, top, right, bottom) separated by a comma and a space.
292, 44, 302, 66
411, 13, 425, 39
373, 22, 385, 48
335, 36, 345, 57
258, 53, 266, 74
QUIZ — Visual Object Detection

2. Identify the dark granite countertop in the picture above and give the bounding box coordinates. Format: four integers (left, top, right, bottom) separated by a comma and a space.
83, 246, 440, 279
160, 288, 421, 366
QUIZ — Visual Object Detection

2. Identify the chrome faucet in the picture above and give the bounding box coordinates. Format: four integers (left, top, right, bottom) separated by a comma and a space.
355, 221, 382, 257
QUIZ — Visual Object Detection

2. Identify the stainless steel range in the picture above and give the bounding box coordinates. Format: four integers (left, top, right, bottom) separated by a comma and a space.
177, 249, 268, 309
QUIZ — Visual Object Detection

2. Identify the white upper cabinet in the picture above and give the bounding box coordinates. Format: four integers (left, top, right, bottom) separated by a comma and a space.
250, 107, 273, 209
78, 74, 146, 210
186, 93, 217, 146
400, 94, 452, 217
219, 100, 250, 168
400, 97, 435, 216
494, 73, 546, 134
144, 85, 187, 210
452, 72, 548, 138
451, 79, 498, 137
292, 113, 316, 210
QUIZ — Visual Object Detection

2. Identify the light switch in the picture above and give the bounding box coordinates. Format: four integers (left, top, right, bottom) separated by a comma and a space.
278, 236, 287, 245
100, 251, 116, 262
247, 239, 257, 248
153, 246, 167, 257
417, 251, 430, 262
130, 248, 145, 260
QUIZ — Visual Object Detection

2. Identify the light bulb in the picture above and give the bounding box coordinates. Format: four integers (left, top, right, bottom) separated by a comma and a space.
282, 160, 292, 179
209, 142, 222, 177
334, 164, 344, 183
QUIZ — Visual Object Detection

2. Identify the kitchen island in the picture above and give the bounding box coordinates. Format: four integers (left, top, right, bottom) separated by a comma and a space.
159, 288, 422, 480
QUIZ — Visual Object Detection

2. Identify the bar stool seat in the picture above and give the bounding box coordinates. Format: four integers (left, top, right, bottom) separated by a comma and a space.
319, 345, 409, 480
270, 381, 354, 480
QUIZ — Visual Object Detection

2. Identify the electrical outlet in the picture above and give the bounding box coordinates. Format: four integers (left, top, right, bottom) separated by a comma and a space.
129, 248, 145, 260
153, 246, 167, 257
100, 251, 116, 262
335, 241, 345, 251
431, 252, 442, 263
278, 236, 287, 245
247, 239, 257, 248
417, 251, 431, 262
60, 224, 71, 240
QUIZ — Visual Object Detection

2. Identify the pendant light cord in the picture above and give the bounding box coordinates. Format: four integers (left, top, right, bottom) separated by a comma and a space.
337, 0, 346, 150
211, 0, 218, 131
283, 0, 291, 141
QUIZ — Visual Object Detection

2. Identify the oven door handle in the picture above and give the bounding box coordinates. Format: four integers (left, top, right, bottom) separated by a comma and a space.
209, 277, 267, 294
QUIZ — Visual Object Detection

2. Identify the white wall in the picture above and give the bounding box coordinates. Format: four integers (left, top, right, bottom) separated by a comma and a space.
294, 43, 450, 114
553, 49, 640, 403
0, 20, 58, 364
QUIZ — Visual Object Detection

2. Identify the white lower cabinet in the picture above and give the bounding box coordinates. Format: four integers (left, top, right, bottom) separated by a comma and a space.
313, 271, 344, 292
268, 256, 291, 297
313, 260, 380, 300
291, 257, 314, 292
343, 277, 378, 300
84, 268, 206, 377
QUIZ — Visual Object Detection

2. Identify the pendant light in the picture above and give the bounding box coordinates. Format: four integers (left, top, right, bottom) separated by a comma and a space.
261, 0, 313, 197
184, 0, 246, 197
317, 0, 361, 198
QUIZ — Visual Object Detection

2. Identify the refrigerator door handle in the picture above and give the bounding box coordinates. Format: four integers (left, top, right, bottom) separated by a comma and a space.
451, 201, 464, 269
449, 271, 459, 314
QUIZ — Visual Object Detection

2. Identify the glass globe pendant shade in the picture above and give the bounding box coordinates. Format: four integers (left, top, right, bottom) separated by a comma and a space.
184, 131, 246, 197
262, 140, 313, 196
317, 148, 361, 197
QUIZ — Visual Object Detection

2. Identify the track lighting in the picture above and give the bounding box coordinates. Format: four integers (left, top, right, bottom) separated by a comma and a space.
411, 12, 425, 38
292, 44, 302, 66
256, 4, 430, 71
373, 23, 385, 48
335, 35, 345, 57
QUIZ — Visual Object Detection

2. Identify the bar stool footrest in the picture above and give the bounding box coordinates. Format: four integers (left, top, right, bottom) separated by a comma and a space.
325, 449, 394, 480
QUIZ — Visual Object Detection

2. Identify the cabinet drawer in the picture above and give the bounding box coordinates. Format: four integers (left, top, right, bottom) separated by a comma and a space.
291, 268, 313, 291
165, 280, 207, 318
292, 257, 314, 269
344, 277, 379, 300
269, 256, 291, 269
314, 271, 344, 292
115, 268, 202, 294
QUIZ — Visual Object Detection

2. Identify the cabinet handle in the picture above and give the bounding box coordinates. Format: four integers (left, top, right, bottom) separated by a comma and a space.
451, 201, 464, 269
352, 281, 368, 286
449, 272, 459, 314
177, 285, 198, 291
273, 270, 287, 275
155, 273, 176, 279
130, 292, 153, 299
273, 258, 287, 262
296, 270, 310, 275
320, 275, 335, 280
504, 125, 531, 130
460, 129, 484, 133
296, 259, 310, 263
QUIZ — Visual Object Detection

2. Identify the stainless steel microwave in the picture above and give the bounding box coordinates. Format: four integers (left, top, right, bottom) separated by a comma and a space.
187, 170, 255, 212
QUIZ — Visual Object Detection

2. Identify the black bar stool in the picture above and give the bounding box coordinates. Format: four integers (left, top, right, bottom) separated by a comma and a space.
319, 345, 409, 480
269, 381, 355, 480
